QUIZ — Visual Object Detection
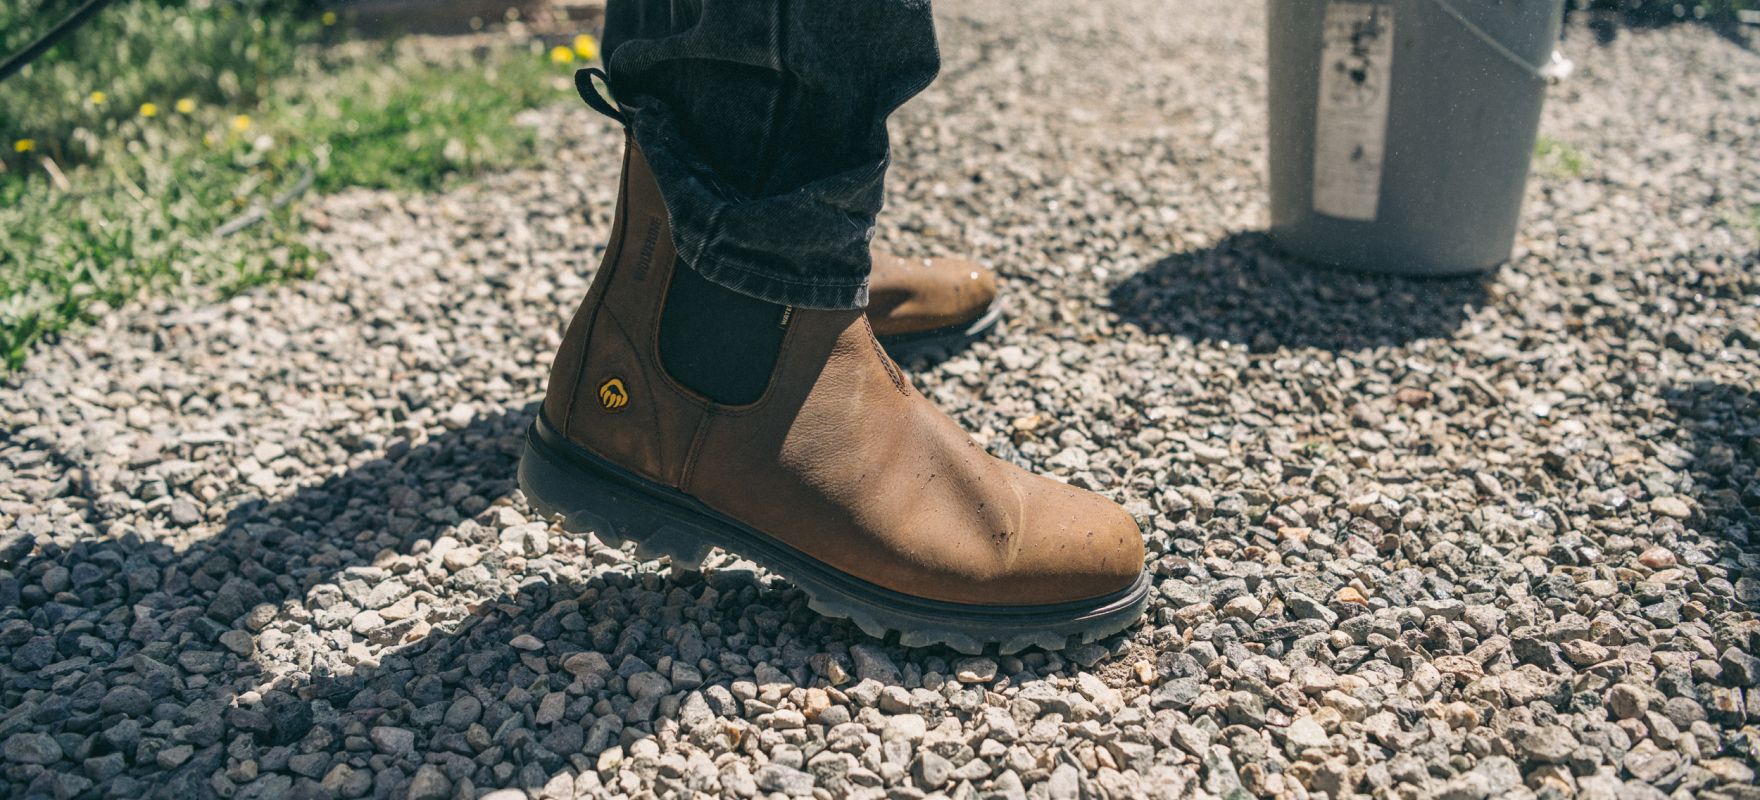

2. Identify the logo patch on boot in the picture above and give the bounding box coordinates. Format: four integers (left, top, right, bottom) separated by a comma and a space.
598, 377, 629, 412
630, 217, 661, 283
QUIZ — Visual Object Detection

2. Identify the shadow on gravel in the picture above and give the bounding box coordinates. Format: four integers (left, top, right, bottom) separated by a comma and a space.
1665, 381, 1760, 578
890, 333, 983, 371
3, 405, 538, 794
1107, 232, 1492, 353
13, 399, 1111, 796
1571, 4, 1753, 49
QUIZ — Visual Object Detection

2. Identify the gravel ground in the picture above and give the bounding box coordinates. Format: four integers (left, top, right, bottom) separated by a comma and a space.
4, 2, 1758, 798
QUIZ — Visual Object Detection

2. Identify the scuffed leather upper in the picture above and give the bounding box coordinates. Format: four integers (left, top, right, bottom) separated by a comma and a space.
865, 250, 998, 337
543, 137, 1144, 606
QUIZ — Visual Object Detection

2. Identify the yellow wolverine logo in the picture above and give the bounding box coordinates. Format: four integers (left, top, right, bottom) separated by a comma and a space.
598, 378, 629, 412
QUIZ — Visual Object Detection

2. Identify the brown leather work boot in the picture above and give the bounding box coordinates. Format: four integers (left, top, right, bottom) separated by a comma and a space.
521, 138, 1148, 652
867, 249, 1002, 354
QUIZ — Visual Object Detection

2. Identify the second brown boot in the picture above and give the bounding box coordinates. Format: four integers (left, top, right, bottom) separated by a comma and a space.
867, 249, 1003, 355
522, 139, 1148, 653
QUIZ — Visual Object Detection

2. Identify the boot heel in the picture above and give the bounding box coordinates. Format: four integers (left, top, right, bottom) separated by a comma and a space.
518, 431, 713, 570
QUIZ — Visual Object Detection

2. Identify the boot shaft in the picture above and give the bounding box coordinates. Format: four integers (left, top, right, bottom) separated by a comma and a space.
542, 138, 706, 488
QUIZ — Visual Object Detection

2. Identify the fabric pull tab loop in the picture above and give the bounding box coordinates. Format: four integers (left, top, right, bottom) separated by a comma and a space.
575, 68, 626, 125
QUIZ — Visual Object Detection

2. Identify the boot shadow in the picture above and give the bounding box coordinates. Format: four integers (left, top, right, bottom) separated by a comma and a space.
1571, 4, 1753, 49
1663, 381, 1760, 606
4, 400, 1148, 796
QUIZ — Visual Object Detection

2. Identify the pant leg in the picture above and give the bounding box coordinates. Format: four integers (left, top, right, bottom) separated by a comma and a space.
601, 0, 940, 310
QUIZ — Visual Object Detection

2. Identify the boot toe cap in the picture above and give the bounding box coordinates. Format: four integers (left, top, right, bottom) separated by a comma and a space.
1026, 490, 1146, 603
945, 475, 1144, 606
876, 474, 1146, 607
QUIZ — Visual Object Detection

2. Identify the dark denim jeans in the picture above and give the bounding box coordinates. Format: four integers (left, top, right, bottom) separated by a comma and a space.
601, 0, 940, 310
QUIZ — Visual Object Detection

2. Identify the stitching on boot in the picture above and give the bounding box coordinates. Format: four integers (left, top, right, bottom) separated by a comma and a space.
864, 317, 909, 396
677, 412, 716, 494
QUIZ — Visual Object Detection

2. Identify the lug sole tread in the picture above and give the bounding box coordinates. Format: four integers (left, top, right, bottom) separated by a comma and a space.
518, 420, 1148, 655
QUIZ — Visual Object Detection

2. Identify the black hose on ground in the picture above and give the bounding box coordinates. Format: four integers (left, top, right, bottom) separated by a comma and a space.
0, 0, 117, 83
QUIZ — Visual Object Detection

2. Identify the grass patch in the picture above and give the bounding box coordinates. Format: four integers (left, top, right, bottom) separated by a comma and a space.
285, 46, 557, 193
0, 117, 315, 368
1534, 135, 1590, 179
1, 0, 311, 169
1723, 205, 1760, 234
0, 0, 578, 370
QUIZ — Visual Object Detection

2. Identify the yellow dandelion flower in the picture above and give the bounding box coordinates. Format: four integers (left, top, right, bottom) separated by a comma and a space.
232, 115, 252, 133
13, 139, 34, 153
573, 34, 599, 61
203, 133, 217, 147
321, 10, 337, 25
89, 90, 107, 105
175, 98, 196, 114
549, 45, 575, 64
139, 102, 158, 118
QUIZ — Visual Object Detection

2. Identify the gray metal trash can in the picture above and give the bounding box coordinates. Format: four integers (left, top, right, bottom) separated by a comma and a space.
1267, 0, 1568, 276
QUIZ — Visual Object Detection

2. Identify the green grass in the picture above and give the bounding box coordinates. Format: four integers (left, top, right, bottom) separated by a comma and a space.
285, 46, 556, 193
1534, 135, 1590, 179
1724, 205, 1760, 234
0, 0, 575, 370
0, 0, 325, 174
0, 117, 314, 366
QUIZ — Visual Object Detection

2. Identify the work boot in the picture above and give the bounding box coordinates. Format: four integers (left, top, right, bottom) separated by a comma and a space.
521, 138, 1148, 652
866, 249, 1002, 354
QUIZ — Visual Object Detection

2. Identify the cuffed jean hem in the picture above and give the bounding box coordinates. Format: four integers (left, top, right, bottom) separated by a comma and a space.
692, 257, 871, 310
600, 0, 940, 312
624, 107, 885, 311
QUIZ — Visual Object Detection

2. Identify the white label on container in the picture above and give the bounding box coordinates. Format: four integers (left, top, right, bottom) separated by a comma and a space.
1313, 1, 1394, 222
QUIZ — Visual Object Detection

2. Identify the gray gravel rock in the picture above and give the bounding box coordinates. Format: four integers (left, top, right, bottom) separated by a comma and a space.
1722, 647, 1760, 686
1512, 724, 1579, 765
849, 643, 902, 684
369, 726, 415, 758
1624, 740, 1682, 783
99, 685, 152, 716
914, 750, 954, 790
1, 2, 1757, 798
1436, 756, 1521, 800
756, 763, 815, 795
3, 733, 62, 765
407, 764, 452, 800
955, 656, 998, 683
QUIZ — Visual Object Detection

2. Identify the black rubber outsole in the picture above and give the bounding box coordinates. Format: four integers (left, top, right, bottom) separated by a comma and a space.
517, 411, 1149, 654
874, 298, 1006, 359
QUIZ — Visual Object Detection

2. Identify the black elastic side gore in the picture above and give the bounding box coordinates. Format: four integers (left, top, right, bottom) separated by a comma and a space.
658, 264, 787, 405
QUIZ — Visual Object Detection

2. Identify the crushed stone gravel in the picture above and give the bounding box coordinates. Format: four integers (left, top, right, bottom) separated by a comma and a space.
3, 1, 1758, 798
